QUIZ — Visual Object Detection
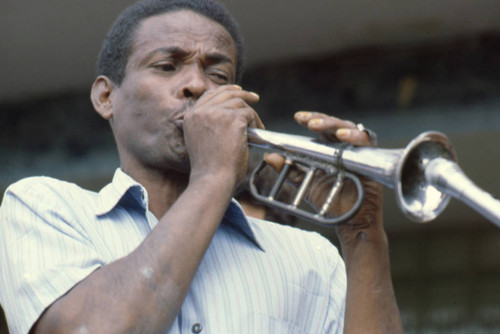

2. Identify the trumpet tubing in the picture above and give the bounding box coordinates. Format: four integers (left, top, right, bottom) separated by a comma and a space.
247, 128, 500, 227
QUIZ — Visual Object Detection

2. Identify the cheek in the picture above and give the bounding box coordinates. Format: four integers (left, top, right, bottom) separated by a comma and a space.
133, 78, 161, 102
126, 80, 160, 113
115, 79, 165, 121
135, 79, 182, 122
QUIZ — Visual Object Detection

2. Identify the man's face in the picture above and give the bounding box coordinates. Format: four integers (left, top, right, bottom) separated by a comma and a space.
109, 10, 238, 173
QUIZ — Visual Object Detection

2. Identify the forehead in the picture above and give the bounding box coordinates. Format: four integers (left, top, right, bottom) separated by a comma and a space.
130, 10, 237, 61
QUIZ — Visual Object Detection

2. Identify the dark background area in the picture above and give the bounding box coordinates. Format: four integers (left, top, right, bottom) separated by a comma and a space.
2, 1, 500, 333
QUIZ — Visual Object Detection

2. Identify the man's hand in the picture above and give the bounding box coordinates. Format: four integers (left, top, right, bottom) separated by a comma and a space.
293, 111, 383, 243
184, 84, 264, 186
264, 111, 382, 235
265, 111, 403, 334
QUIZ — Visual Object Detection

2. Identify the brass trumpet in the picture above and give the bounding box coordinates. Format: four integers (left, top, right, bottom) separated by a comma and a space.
247, 128, 500, 227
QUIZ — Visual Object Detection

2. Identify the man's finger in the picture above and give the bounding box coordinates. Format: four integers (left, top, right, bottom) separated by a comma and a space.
263, 153, 285, 172
199, 85, 260, 106
250, 110, 265, 129
336, 128, 372, 146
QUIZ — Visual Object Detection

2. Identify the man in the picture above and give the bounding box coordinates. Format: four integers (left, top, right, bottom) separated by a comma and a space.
0, 0, 403, 333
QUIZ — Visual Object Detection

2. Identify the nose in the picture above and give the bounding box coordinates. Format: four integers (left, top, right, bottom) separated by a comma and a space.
179, 64, 208, 100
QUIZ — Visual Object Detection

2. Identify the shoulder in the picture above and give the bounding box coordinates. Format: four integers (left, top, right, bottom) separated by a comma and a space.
4, 176, 94, 200
1, 176, 97, 216
0, 176, 101, 249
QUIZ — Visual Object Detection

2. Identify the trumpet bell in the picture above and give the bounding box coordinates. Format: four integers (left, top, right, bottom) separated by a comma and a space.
394, 131, 456, 222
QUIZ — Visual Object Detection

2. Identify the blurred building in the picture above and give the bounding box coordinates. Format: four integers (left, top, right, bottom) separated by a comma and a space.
1, 1, 500, 333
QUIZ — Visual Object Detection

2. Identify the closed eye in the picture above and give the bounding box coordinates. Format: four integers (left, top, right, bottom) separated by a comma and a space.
151, 62, 175, 72
210, 72, 229, 83
207, 69, 231, 84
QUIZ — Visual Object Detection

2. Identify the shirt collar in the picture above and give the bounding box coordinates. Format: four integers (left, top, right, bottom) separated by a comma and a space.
224, 199, 265, 252
95, 168, 264, 251
95, 168, 146, 216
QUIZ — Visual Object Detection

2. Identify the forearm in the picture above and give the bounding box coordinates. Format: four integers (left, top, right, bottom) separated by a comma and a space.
34, 174, 235, 334
340, 225, 404, 334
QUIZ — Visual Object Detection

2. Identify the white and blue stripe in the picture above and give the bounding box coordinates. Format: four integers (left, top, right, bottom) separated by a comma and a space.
0, 169, 346, 334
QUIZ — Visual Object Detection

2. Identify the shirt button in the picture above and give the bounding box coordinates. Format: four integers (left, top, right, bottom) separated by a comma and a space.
192, 323, 202, 333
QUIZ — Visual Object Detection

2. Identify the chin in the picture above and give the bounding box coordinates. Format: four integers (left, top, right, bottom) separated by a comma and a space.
162, 155, 191, 175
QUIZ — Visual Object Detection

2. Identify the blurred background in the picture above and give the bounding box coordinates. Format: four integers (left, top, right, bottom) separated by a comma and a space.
1, 0, 500, 332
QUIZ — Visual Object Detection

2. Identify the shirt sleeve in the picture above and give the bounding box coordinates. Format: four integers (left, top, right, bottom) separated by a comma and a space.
0, 177, 103, 334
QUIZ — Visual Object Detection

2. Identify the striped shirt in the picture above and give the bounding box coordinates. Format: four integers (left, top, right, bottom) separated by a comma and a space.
0, 169, 346, 334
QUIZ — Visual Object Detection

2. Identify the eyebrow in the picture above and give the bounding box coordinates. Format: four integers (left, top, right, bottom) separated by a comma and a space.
144, 46, 235, 66
146, 46, 189, 60
205, 52, 235, 66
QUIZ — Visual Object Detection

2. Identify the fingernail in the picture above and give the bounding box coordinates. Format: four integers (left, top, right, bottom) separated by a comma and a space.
250, 92, 260, 99
336, 128, 351, 138
233, 85, 242, 90
309, 118, 324, 126
295, 111, 311, 119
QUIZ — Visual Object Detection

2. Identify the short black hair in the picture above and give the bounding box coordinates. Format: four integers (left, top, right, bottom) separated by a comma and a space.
97, 0, 245, 85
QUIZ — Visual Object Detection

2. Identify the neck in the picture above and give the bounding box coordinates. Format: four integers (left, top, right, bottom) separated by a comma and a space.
122, 164, 190, 219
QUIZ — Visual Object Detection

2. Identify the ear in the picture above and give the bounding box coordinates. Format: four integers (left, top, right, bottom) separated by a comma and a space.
91, 76, 115, 120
